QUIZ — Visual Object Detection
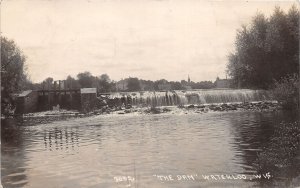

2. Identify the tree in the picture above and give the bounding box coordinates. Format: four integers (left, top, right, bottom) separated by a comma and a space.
227, 6, 299, 89
140, 80, 154, 91
180, 80, 188, 85
1, 37, 28, 116
65, 75, 80, 89
42, 77, 53, 90
109, 81, 117, 92
99, 74, 111, 83
77, 71, 94, 88
154, 79, 168, 90
191, 81, 214, 89
170, 81, 183, 90
127, 77, 141, 91
98, 74, 111, 92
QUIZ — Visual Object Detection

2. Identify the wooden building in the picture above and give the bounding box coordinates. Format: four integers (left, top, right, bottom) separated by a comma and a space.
15, 90, 39, 114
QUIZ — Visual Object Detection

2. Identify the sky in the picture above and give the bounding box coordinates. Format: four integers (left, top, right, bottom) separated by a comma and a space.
1, 0, 297, 83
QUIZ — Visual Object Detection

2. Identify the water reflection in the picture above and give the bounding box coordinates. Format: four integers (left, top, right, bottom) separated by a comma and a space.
1, 111, 299, 187
229, 112, 275, 171
228, 111, 299, 187
1, 119, 29, 188
43, 127, 80, 151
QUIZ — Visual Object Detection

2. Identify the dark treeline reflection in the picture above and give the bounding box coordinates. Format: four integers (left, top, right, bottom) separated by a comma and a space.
1, 119, 29, 188
229, 111, 299, 187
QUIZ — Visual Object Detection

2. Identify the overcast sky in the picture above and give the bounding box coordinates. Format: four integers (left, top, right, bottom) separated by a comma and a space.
1, 0, 296, 83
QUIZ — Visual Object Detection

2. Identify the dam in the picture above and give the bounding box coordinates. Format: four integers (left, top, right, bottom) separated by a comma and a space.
106, 89, 272, 107
15, 88, 273, 114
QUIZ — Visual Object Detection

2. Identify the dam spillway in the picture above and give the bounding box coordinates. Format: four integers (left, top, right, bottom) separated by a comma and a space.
106, 89, 273, 107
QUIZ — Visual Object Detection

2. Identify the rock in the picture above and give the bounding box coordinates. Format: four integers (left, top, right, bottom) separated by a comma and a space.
124, 109, 131, 113
187, 105, 195, 108
163, 108, 171, 112
215, 106, 222, 111
125, 105, 132, 109
145, 107, 161, 114
209, 105, 216, 110
230, 106, 237, 110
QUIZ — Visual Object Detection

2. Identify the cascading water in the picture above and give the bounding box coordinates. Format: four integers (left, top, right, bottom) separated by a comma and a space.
106, 89, 272, 107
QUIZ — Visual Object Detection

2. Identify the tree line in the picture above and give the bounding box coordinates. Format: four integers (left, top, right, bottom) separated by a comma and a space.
227, 5, 299, 89
37, 72, 116, 93
31, 73, 215, 92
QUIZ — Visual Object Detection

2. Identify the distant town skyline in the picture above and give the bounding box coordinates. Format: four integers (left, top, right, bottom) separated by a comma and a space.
1, 0, 295, 83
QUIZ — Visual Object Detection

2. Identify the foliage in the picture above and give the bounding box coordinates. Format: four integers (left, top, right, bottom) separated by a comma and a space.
1, 37, 28, 116
41, 77, 54, 90
153, 79, 169, 90
77, 71, 95, 88
271, 74, 299, 110
30, 73, 216, 93
98, 74, 114, 92
140, 80, 154, 91
170, 81, 184, 90
227, 6, 299, 89
99, 74, 111, 83
65, 75, 80, 89
256, 121, 300, 186
191, 81, 214, 89
127, 77, 141, 92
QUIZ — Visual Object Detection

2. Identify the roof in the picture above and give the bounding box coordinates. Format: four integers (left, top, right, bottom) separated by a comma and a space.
18, 90, 33, 97
80, 88, 97, 94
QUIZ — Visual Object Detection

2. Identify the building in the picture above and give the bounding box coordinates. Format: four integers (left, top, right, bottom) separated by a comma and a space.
15, 90, 39, 114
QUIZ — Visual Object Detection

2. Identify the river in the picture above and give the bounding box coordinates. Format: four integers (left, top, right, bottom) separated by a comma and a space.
1, 110, 299, 188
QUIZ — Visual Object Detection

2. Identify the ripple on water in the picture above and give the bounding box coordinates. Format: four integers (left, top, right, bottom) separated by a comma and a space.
1, 111, 298, 187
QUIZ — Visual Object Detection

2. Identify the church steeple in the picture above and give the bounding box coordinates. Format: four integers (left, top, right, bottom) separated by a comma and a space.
188, 75, 190, 83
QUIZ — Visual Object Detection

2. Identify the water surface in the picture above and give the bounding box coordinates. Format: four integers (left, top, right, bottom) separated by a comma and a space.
1, 111, 299, 188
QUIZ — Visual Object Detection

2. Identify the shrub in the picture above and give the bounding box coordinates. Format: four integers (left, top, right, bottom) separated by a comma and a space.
256, 121, 300, 179
272, 74, 299, 110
